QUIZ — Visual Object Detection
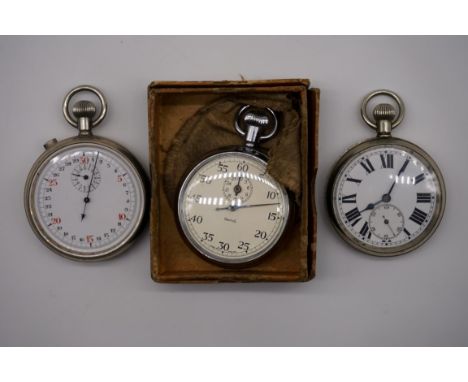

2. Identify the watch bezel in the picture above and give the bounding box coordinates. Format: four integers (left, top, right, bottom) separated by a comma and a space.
24, 135, 148, 262
177, 149, 291, 266
327, 137, 446, 257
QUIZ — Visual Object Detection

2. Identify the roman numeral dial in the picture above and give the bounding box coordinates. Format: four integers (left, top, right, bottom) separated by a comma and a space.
331, 145, 443, 253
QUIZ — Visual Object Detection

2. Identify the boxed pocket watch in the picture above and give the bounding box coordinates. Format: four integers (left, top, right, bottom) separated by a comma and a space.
148, 79, 319, 282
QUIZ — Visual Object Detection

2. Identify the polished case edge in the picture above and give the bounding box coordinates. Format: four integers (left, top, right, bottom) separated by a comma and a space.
24, 135, 149, 261
327, 136, 446, 257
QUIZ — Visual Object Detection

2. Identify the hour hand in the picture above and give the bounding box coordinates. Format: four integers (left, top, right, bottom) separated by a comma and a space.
359, 199, 382, 213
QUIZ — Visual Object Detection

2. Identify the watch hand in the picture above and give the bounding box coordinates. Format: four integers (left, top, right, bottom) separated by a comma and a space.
359, 199, 383, 213
398, 158, 410, 176
216, 202, 279, 211
234, 176, 242, 196
386, 181, 396, 196
80, 152, 100, 221
383, 215, 396, 236
382, 158, 410, 200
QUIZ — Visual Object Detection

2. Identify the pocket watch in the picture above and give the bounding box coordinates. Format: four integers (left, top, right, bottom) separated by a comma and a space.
24, 85, 148, 261
327, 90, 446, 256
177, 105, 291, 266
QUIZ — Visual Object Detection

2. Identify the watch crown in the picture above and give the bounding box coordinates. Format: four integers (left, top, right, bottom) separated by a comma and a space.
72, 100, 97, 119
373, 103, 396, 122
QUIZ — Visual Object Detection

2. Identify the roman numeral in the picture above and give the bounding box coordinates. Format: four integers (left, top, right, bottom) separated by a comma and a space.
415, 173, 425, 184
359, 221, 371, 239
409, 208, 428, 225
351, 218, 362, 227
341, 194, 357, 203
345, 207, 361, 224
346, 177, 362, 184
380, 153, 394, 169
360, 158, 375, 174
417, 193, 432, 203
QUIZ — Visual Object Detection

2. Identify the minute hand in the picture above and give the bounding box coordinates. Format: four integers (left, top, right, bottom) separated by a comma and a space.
386, 158, 410, 196
216, 202, 279, 211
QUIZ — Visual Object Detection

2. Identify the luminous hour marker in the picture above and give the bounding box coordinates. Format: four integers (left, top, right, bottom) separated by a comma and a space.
409, 207, 428, 225
341, 194, 357, 203
380, 153, 394, 169
416, 193, 432, 203
415, 173, 425, 184
360, 158, 375, 174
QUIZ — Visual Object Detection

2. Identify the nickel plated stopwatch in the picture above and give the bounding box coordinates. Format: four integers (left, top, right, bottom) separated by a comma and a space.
24, 85, 148, 261
327, 90, 446, 257
177, 106, 291, 266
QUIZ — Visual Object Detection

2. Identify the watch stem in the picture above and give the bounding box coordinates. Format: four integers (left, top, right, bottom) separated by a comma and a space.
237, 106, 277, 147
373, 103, 396, 137
72, 100, 97, 135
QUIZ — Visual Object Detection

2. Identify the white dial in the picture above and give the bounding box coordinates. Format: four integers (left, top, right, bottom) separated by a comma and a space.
178, 151, 290, 265
330, 143, 444, 255
28, 142, 146, 259
369, 204, 405, 240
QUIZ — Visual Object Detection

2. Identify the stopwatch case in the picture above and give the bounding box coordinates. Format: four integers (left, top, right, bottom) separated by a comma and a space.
175, 146, 295, 268
148, 79, 320, 283
24, 134, 149, 261
327, 136, 446, 256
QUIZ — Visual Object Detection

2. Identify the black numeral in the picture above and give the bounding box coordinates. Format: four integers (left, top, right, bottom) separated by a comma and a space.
189, 215, 203, 224
359, 221, 371, 239
266, 191, 278, 199
380, 153, 394, 169
416, 193, 432, 203
415, 173, 426, 184
200, 174, 212, 184
255, 230, 268, 240
346, 177, 362, 184
360, 158, 375, 174
218, 241, 230, 251
267, 212, 278, 221
191, 194, 202, 203
345, 207, 361, 224
238, 241, 250, 252
202, 232, 214, 242
218, 162, 228, 172
341, 194, 357, 204
237, 162, 249, 172
409, 208, 428, 225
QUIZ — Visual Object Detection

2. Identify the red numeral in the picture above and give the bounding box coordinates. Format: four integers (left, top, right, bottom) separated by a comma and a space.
51, 217, 61, 225
80, 156, 89, 164
86, 235, 94, 243
48, 179, 58, 186
118, 213, 126, 221
117, 175, 123, 182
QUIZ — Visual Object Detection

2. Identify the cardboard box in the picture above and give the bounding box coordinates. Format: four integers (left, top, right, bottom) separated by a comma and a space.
148, 79, 319, 282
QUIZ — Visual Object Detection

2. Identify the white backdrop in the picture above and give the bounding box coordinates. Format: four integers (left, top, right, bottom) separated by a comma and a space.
0, 36, 466, 346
